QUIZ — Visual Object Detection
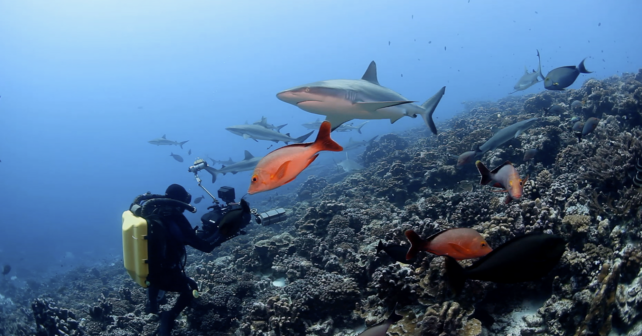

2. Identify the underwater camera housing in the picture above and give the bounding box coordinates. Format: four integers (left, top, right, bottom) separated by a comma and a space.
217, 186, 235, 205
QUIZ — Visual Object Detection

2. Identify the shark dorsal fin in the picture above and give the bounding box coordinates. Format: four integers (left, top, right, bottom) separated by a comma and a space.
162, 134, 166, 139
361, 61, 380, 85
244, 150, 254, 160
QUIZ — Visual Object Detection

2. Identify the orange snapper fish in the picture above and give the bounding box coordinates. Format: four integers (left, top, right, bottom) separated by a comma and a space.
476, 160, 528, 204
248, 121, 343, 194
405, 229, 492, 261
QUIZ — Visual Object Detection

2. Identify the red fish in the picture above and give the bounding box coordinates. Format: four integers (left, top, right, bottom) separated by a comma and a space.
248, 121, 342, 194
476, 160, 528, 204
405, 229, 492, 261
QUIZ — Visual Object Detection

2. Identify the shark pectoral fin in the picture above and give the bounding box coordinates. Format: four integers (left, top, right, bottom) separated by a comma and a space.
389, 114, 405, 124
324, 116, 353, 132
356, 101, 414, 112
274, 161, 291, 180
515, 130, 523, 138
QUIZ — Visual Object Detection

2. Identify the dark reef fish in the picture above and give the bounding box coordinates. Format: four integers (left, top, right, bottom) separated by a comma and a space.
445, 234, 566, 294
579, 117, 599, 141
523, 148, 538, 161
457, 150, 477, 167
543, 104, 565, 116
377, 241, 415, 264
358, 311, 403, 336
193, 195, 205, 204
405, 229, 492, 260
572, 121, 584, 140
544, 59, 592, 90
2, 264, 10, 275
170, 152, 184, 162
476, 160, 528, 204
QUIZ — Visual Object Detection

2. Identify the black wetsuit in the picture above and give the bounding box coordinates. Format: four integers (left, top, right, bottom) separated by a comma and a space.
147, 212, 216, 324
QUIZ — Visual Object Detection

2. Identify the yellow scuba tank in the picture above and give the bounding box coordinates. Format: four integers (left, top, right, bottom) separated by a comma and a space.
122, 210, 149, 288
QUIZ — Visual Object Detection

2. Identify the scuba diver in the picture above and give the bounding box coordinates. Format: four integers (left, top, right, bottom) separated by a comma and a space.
123, 158, 285, 335
146, 184, 252, 335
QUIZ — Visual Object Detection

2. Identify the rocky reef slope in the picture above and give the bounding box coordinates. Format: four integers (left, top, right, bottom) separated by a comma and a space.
3, 70, 642, 336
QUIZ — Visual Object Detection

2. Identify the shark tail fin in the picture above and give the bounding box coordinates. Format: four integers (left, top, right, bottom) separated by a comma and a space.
204, 166, 219, 183
356, 121, 368, 134
418, 87, 446, 135
294, 131, 314, 144
578, 58, 592, 73
179, 140, 189, 149
404, 230, 424, 260
313, 121, 343, 152
475, 160, 493, 185
276, 124, 288, 133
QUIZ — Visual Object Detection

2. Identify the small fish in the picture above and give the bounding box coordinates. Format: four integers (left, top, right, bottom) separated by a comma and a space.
444, 46, 447, 51
572, 121, 584, 132
456, 151, 478, 167
2, 264, 10, 275
445, 234, 566, 294
544, 59, 592, 90
571, 100, 582, 110
194, 195, 205, 204
248, 121, 343, 194
579, 117, 599, 141
405, 229, 492, 260
377, 241, 415, 264
188, 149, 192, 155
598, 22, 601, 26
476, 161, 528, 204
523, 148, 538, 161
388, 41, 390, 45
429, 41, 432, 44
544, 104, 565, 115
170, 153, 184, 162
358, 312, 403, 336
570, 116, 581, 123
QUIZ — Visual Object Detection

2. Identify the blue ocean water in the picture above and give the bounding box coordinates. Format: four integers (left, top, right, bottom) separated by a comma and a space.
0, 0, 640, 281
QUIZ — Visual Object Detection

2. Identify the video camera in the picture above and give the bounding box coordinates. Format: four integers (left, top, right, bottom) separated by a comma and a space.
188, 158, 288, 245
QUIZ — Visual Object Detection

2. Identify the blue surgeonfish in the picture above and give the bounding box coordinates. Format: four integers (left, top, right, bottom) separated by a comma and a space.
170, 153, 184, 162
445, 234, 566, 294
544, 59, 592, 90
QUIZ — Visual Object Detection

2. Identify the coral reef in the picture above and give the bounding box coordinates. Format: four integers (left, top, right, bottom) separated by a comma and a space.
3, 70, 642, 336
